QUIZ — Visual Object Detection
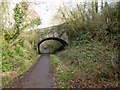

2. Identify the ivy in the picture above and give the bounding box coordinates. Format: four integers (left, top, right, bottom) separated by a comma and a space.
10, 3, 41, 42
3, 2, 41, 43
14, 4, 24, 31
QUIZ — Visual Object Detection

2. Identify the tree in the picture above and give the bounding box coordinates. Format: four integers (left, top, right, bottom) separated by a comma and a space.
3, 2, 41, 42
13, 4, 24, 38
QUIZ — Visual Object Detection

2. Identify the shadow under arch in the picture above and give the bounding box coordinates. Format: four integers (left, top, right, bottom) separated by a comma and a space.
38, 37, 68, 54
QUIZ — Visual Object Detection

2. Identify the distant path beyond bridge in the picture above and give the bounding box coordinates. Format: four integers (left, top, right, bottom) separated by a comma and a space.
11, 54, 54, 88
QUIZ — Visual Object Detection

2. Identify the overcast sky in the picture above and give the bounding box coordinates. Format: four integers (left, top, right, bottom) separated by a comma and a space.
5, 0, 120, 28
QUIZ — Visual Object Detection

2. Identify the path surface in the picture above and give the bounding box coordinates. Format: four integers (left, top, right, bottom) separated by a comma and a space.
11, 54, 54, 88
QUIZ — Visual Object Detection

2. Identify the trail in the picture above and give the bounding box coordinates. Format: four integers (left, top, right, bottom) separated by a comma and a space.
11, 54, 54, 88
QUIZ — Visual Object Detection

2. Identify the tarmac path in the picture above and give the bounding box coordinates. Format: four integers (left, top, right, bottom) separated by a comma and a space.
11, 54, 54, 88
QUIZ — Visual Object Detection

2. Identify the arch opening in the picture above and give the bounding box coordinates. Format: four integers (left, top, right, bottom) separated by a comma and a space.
38, 37, 68, 54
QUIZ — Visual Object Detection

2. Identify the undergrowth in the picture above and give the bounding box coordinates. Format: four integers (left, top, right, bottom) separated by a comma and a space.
50, 55, 76, 88
50, 38, 119, 88
1, 2, 40, 87
1, 33, 39, 87
50, 1, 120, 88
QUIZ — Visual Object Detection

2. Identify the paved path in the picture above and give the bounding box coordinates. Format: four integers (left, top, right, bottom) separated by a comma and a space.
11, 54, 54, 88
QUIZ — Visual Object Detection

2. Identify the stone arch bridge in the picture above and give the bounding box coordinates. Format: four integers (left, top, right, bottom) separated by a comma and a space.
37, 23, 68, 54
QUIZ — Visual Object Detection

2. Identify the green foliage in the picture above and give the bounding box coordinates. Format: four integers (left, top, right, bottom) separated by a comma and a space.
55, 39, 119, 88
2, 36, 39, 87
51, 2, 120, 85
50, 55, 59, 66
51, 3, 119, 87
14, 4, 24, 30
1, 2, 41, 87
30, 18, 41, 26
56, 1, 120, 46
4, 3, 41, 43
5, 4, 25, 42
50, 55, 76, 88
40, 40, 63, 54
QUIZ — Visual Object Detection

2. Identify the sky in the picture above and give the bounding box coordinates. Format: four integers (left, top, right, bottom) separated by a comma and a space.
3, 0, 120, 28
9, 0, 85, 28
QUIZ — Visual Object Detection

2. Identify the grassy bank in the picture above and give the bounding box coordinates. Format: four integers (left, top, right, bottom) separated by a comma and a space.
50, 1, 119, 88
50, 39, 119, 88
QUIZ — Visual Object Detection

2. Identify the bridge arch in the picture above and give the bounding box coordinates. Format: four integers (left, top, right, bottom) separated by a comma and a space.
38, 37, 68, 54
